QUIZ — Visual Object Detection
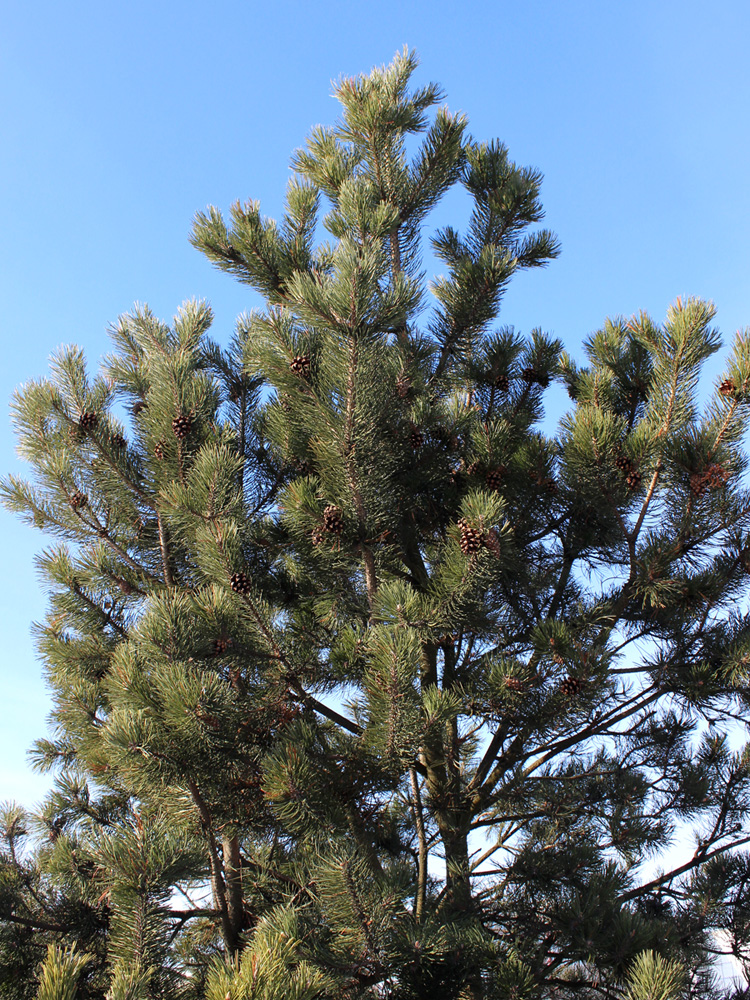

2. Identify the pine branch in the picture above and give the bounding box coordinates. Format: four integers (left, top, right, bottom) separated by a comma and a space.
409, 767, 427, 921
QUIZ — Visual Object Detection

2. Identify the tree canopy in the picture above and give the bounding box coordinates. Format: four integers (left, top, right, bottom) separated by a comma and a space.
4, 48, 750, 1000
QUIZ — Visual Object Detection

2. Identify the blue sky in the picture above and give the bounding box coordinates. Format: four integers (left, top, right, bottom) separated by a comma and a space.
2, 0, 750, 805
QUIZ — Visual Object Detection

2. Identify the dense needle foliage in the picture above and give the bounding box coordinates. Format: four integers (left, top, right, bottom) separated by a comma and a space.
4, 49, 750, 1000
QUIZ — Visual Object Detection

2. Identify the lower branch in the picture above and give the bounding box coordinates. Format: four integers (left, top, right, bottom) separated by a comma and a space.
187, 778, 239, 956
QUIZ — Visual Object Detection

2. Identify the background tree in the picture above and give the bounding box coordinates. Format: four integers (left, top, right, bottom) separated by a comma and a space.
4, 48, 750, 999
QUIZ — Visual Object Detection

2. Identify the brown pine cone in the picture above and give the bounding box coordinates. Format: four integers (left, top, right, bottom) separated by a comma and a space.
290, 354, 311, 377
112, 433, 126, 450
396, 370, 412, 399
458, 518, 483, 555
505, 677, 524, 693
705, 463, 730, 489
69, 491, 88, 511
720, 378, 737, 397
229, 572, 252, 595
322, 505, 344, 534
626, 469, 642, 490
614, 454, 632, 472
466, 461, 482, 477
521, 368, 550, 388
494, 373, 510, 392
483, 528, 503, 559
154, 440, 165, 460
172, 413, 193, 440
410, 428, 424, 449
559, 676, 583, 698
690, 471, 707, 497
485, 467, 506, 491
132, 400, 147, 416
79, 411, 98, 431
311, 526, 324, 546
213, 637, 233, 655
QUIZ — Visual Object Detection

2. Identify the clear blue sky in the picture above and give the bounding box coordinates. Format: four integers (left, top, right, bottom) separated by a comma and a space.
2, 0, 750, 805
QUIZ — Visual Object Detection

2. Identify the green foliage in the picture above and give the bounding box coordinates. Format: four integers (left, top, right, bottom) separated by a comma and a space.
624, 951, 685, 1000
35, 946, 92, 1000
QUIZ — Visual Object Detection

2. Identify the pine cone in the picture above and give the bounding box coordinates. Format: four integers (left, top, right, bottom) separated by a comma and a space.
154, 440, 165, 460
705, 463, 730, 489
521, 368, 549, 388
626, 469, 642, 490
230, 571, 252, 595
410, 428, 424, 449
692, 463, 730, 495
172, 413, 193, 440
112, 433, 126, 449
485, 467, 506, 491
690, 471, 707, 497
311, 526, 324, 546
458, 518, 483, 555
466, 461, 482, 477
559, 676, 583, 698
483, 528, 503, 559
79, 411, 98, 431
69, 490, 87, 511
132, 400, 147, 416
543, 477, 558, 495
290, 354, 311, 377
494, 373, 510, 392
720, 378, 737, 397
505, 677, 524, 693
322, 505, 343, 535
213, 637, 233, 655
396, 370, 412, 399
614, 454, 632, 472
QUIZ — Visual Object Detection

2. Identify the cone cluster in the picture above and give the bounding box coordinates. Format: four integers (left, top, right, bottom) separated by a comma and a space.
290, 354, 311, 376
613, 450, 642, 490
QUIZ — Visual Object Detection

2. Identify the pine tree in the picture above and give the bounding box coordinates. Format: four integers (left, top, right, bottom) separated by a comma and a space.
4, 48, 750, 999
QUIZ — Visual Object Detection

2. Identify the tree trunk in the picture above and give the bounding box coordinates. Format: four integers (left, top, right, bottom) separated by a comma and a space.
223, 833, 244, 944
